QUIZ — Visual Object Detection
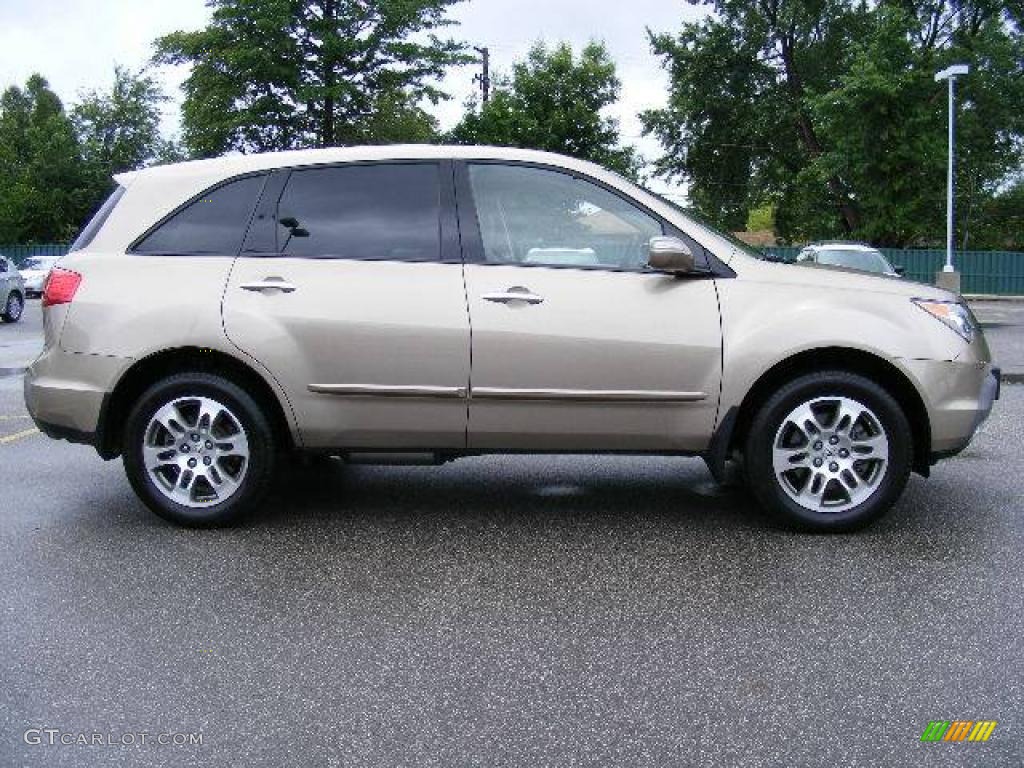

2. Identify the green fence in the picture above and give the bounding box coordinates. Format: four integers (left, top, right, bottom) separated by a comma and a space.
763, 247, 1024, 295
0, 243, 70, 267
3, 242, 1023, 295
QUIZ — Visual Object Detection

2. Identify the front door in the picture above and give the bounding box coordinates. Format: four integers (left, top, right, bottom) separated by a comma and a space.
458, 162, 722, 452
223, 161, 470, 450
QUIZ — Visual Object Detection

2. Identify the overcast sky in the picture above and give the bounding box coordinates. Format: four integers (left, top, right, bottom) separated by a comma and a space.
0, 0, 706, 196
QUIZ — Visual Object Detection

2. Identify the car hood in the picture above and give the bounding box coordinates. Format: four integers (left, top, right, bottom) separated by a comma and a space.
741, 257, 956, 302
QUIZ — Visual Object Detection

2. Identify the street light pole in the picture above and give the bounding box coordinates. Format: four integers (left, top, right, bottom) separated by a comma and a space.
934, 64, 969, 276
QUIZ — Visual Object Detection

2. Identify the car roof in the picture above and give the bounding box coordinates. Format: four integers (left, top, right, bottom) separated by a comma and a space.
113, 144, 611, 188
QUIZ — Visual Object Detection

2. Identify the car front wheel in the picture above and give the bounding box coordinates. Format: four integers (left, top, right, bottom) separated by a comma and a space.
123, 373, 276, 526
2, 292, 23, 323
744, 371, 912, 532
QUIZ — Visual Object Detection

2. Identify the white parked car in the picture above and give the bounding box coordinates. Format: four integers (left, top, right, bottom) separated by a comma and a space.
19, 255, 61, 298
795, 243, 904, 277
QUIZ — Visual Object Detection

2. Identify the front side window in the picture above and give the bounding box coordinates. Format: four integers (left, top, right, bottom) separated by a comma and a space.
275, 163, 441, 261
468, 164, 663, 270
134, 174, 266, 255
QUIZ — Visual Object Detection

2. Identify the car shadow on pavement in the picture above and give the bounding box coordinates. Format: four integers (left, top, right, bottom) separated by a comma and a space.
258, 454, 765, 533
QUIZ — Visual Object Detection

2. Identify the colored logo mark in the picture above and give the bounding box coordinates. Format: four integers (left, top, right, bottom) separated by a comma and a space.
921, 720, 997, 742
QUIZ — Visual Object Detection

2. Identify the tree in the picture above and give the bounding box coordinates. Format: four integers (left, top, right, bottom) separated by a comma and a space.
643, 0, 1024, 246
0, 75, 91, 243
154, 0, 468, 156
449, 41, 641, 178
73, 66, 175, 178
73, 66, 182, 218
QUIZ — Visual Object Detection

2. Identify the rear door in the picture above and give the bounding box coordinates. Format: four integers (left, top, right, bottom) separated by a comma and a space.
458, 162, 722, 452
222, 161, 471, 450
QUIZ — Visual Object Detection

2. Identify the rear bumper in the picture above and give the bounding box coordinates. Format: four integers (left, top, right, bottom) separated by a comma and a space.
23, 346, 129, 455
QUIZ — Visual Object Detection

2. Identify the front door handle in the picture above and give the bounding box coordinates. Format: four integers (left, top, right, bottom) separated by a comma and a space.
482, 287, 544, 305
240, 277, 297, 294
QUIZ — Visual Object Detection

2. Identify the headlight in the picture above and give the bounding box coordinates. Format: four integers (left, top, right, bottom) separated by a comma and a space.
912, 298, 977, 342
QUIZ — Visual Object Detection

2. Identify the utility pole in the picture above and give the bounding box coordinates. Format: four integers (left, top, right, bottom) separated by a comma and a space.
934, 63, 969, 292
473, 46, 491, 104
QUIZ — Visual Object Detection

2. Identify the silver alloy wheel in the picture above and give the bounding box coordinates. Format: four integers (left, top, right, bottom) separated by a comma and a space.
6, 293, 22, 320
142, 396, 250, 508
772, 395, 889, 513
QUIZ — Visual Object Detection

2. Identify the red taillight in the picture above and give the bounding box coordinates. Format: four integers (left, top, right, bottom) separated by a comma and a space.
42, 268, 82, 307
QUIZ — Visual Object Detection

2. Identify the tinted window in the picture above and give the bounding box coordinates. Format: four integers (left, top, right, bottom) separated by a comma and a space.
135, 174, 266, 255
468, 164, 662, 270
71, 185, 126, 252
275, 164, 440, 260
0, 258, 7, 273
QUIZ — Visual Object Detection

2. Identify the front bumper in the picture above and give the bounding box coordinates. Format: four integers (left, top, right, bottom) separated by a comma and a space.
899, 358, 1000, 463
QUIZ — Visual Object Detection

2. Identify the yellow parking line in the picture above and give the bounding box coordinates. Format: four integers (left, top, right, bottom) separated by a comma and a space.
0, 428, 39, 445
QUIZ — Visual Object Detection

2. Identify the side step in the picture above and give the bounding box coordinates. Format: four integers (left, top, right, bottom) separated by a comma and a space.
343, 452, 449, 466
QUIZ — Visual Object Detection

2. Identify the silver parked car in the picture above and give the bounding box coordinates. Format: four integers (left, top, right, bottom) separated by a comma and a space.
796, 242, 904, 277
23, 146, 999, 531
0, 253, 26, 323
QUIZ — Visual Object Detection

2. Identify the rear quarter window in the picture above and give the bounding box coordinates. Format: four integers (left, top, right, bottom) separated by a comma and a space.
133, 174, 267, 256
70, 185, 126, 253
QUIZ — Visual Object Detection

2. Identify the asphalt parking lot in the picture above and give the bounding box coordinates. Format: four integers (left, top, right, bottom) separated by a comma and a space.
1, 301, 1022, 766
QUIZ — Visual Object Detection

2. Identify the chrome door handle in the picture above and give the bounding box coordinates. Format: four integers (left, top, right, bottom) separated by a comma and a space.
482, 287, 544, 305
240, 278, 297, 294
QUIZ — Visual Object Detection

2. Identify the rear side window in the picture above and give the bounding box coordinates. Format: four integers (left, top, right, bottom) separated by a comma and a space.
70, 185, 126, 252
0, 258, 7, 273
134, 174, 266, 255
275, 163, 440, 261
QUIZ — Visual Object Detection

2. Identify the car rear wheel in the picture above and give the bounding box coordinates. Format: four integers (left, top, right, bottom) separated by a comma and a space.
2, 292, 23, 323
744, 371, 912, 532
123, 373, 276, 526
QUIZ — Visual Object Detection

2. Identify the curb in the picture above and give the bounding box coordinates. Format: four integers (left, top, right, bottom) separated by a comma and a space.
0, 367, 26, 379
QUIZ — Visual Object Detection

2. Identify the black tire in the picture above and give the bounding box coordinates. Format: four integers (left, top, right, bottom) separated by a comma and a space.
2, 291, 23, 323
123, 372, 277, 527
743, 370, 912, 532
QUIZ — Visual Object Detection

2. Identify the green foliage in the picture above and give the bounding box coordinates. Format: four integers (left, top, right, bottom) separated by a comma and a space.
73, 66, 169, 177
644, 0, 1024, 247
449, 41, 640, 179
0, 69, 174, 243
745, 204, 775, 233
0, 76, 92, 242
154, 0, 468, 155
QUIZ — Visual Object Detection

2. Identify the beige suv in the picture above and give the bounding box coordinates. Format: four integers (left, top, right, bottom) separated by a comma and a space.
24, 146, 1000, 531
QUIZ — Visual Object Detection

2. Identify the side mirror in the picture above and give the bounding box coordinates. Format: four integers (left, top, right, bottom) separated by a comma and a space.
648, 236, 695, 274
894, 265, 906, 277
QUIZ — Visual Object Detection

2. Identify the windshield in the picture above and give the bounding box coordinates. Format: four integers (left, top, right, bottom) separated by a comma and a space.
639, 187, 772, 260
24, 257, 58, 271
815, 248, 891, 273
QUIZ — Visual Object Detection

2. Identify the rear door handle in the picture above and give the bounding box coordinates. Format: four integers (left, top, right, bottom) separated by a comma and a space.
240, 277, 297, 294
482, 287, 544, 305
